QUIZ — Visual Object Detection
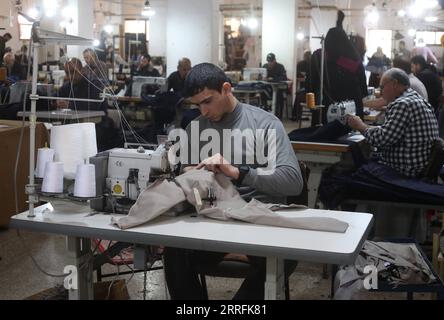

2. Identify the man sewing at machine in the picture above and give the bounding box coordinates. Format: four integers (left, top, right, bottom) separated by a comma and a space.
163, 63, 304, 300
320, 68, 440, 239
347, 68, 438, 178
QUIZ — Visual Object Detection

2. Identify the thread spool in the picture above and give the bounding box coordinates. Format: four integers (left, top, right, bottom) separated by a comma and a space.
35, 147, 55, 179
73, 163, 96, 198
306, 92, 316, 109
42, 162, 64, 194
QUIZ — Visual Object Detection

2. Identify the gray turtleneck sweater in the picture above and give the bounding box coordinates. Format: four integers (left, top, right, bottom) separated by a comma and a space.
183, 102, 303, 202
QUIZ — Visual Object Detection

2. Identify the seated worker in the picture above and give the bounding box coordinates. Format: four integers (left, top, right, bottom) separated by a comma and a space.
263, 53, 287, 82
56, 58, 107, 112
3, 52, 26, 83
167, 57, 200, 129
83, 48, 109, 83
167, 57, 192, 94
57, 58, 120, 151
135, 54, 160, 77
163, 63, 304, 300
262, 53, 287, 119
364, 58, 428, 111
347, 68, 439, 178
411, 55, 442, 116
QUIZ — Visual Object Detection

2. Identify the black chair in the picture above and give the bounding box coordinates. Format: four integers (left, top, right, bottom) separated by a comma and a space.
419, 138, 444, 183
196, 161, 310, 300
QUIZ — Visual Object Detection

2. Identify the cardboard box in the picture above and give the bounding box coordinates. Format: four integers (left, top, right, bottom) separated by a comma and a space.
25, 280, 130, 300
0, 120, 48, 228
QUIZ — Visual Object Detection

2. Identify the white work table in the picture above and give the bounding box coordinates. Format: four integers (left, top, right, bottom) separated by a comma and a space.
10, 201, 373, 300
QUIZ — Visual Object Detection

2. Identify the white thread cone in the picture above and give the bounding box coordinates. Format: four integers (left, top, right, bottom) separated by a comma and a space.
35, 148, 55, 178
42, 162, 64, 193
74, 164, 96, 198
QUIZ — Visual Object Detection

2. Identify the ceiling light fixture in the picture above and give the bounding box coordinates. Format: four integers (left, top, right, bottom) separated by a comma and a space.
425, 16, 438, 22
104, 24, 113, 33
142, 0, 155, 17
367, 8, 379, 24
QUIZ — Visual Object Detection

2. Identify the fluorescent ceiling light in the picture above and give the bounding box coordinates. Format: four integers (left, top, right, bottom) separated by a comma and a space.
425, 16, 438, 22
297, 32, 305, 40
397, 9, 406, 17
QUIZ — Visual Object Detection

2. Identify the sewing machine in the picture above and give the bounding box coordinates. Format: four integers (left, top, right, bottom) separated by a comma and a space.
131, 76, 168, 97
243, 68, 267, 81
326, 100, 356, 124
90, 142, 172, 214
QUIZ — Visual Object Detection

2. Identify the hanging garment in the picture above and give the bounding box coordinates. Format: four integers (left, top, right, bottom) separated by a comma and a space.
112, 169, 349, 233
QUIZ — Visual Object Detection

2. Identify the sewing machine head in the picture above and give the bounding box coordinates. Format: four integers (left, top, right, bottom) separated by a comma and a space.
326, 100, 356, 125
90, 141, 172, 214
132, 76, 168, 97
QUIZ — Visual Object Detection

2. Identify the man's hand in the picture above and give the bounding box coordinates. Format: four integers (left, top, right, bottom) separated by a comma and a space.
196, 153, 240, 180
346, 114, 368, 133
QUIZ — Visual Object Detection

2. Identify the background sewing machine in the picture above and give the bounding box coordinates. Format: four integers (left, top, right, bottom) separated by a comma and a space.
242, 68, 267, 81
131, 76, 168, 97
90, 141, 173, 214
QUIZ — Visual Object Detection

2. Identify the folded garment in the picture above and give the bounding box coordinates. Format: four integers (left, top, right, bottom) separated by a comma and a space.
334, 241, 436, 300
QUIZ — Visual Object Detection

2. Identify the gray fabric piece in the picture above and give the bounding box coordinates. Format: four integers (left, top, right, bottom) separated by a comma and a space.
113, 169, 349, 233
334, 241, 436, 300
111, 179, 187, 230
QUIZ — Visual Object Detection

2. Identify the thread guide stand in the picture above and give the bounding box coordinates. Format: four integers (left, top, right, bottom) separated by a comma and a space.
25, 21, 102, 218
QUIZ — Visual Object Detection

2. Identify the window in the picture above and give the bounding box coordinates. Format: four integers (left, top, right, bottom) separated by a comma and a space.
366, 29, 392, 59
18, 15, 32, 40
124, 20, 150, 41
416, 31, 444, 45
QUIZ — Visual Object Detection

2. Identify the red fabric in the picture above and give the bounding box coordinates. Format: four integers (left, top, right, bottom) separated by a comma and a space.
336, 56, 360, 74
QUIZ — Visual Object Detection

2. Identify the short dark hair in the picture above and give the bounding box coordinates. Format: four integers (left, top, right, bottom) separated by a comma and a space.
184, 63, 229, 98
384, 68, 410, 87
411, 55, 428, 70
393, 58, 411, 75
266, 53, 276, 62
3, 33, 12, 40
141, 54, 151, 61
